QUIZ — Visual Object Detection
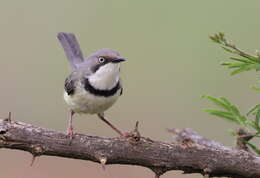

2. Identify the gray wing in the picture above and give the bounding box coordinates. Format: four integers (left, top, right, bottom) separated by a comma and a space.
64, 76, 75, 95
57, 32, 84, 70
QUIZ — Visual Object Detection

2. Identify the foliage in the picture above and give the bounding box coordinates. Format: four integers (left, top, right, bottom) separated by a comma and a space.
204, 33, 260, 154
209, 32, 260, 76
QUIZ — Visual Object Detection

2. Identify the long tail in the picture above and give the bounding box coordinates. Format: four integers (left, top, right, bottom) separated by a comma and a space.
57, 32, 84, 70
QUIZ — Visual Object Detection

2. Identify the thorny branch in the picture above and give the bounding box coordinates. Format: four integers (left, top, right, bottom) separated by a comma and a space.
0, 118, 260, 178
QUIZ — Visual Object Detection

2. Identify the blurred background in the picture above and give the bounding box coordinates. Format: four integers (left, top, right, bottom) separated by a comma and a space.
0, 0, 259, 177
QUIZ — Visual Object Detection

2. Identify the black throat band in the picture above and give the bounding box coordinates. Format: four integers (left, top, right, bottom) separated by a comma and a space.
84, 78, 121, 97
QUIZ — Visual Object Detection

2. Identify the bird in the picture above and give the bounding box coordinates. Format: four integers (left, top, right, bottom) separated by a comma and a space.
57, 32, 126, 139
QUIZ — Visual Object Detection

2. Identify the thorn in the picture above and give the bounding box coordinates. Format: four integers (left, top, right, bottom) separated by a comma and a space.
30, 144, 43, 166
100, 157, 107, 170
151, 168, 165, 178
8, 112, 11, 123
134, 121, 139, 131
154, 173, 160, 178
30, 155, 36, 166
131, 121, 141, 142
120, 121, 141, 143
4, 112, 11, 123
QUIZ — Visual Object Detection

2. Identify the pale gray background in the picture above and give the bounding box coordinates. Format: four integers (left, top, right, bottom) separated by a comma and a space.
0, 1, 259, 178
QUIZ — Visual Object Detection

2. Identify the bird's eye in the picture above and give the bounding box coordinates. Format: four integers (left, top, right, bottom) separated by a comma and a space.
98, 57, 106, 63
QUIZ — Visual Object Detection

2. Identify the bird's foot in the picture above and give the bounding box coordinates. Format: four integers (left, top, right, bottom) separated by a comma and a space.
120, 121, 141, 143
67, 125, 74, 140
120, 131, 136, 138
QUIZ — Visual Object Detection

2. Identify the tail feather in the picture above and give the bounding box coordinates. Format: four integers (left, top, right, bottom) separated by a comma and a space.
57, 32, 84, 69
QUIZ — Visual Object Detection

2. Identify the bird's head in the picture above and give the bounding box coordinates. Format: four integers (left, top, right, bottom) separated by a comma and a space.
87, 48, 126, 74
85, 48, 126, 90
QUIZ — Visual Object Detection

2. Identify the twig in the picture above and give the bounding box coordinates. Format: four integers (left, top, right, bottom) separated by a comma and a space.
222, 38, 256, 60
236, 128, 254, 152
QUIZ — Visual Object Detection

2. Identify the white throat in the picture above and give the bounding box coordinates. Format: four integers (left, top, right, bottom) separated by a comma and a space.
88, 63, 120, 90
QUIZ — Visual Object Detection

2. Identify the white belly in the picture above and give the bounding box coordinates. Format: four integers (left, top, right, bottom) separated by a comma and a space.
64, 81, 121, 114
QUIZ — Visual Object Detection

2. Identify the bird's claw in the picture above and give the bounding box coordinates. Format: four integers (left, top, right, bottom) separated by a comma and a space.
67, 125, 74, 140
120, 121, 141, 142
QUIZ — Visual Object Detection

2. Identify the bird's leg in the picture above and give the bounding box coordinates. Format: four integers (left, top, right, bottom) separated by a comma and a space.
67, 110, 75, 139
97, 113, 124, 137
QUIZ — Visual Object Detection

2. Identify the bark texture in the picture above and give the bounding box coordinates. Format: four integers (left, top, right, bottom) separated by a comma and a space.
0, 119, 259, 178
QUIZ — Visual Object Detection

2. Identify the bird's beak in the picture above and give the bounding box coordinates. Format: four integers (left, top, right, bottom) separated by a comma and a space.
112, 56, 127, 63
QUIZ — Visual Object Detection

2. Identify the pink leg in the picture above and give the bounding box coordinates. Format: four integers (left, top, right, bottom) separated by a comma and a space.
67, 110, 75, 139
97, 113, 124, 137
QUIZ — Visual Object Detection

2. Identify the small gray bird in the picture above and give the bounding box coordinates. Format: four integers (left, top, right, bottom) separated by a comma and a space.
57, 32, 126, 139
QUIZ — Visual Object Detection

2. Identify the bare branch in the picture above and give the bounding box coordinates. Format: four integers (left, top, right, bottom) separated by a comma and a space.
0, 119, 260, 178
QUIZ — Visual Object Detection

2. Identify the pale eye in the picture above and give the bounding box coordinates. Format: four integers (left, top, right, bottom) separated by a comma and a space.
98, 57, 106, 63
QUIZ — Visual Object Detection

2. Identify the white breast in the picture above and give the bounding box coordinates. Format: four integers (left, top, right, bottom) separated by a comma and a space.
88, 63, 120, 90
64, 63, 122, 114
64, 81, 121, 114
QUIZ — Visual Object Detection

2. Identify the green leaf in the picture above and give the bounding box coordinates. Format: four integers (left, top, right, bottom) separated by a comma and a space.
247, 104, 260, 116
229, 106, 246, 126
218, 32, 225, 40
255, 108, 260, 130
230, 67, 246, 75
229, 105, 240, 115
255, 64, 260, 71
227, 63, 247, 69
252, 86, 260, 92
219, 97, 232, 106
245, 120, 259, 130
204, 109, 237, 122
210, 32, 260, 74
246, 142, 260, 155
230, 64, 255, 75
229, 57, 252, 63
213, 97, 247, 126
221, 46, 233, 53
204, 96, 247, 126
246, 55, 260, 63
221, 62, 232, 66
247, 105, 260, 129
202, 95, 230, 111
